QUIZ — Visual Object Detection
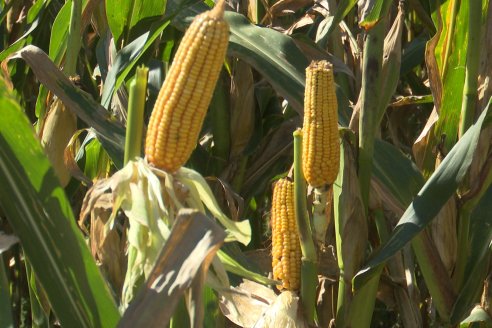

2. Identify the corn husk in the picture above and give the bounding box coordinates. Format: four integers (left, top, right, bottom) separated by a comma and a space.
40, 98, 76, 187
253, 291, 307, 328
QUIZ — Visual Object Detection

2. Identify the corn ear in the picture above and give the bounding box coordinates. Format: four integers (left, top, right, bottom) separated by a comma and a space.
145, 0, 229, 172
271, 178, 301, 291
41, 98, 77, 187
302, 60, 340, 187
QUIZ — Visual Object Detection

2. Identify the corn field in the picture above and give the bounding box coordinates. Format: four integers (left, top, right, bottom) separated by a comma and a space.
0, 0, 491, 327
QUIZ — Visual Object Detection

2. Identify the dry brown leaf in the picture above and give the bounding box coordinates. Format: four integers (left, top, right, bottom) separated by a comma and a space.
430, 196, 457, 274
219, 280, 277, 328
270, 0, 313, 18
118, 209, 226, 327
413, 107, 439, 170
90, 192, 127, 294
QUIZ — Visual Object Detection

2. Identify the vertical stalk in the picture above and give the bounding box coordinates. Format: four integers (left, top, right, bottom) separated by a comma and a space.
293, 129, 318, 325
124, 66, 149, 164
455, 0, 481, 292
459, 0, 481, 137
352, 12, 389, 326
64, 0, 82, 76
333, 140, 350, 327
358, 19, 385, 215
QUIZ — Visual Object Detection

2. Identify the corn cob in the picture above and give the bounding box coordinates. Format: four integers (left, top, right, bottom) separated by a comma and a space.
302, 61, 340, 187
271, 178, 301, 291
145, 0, 229, 172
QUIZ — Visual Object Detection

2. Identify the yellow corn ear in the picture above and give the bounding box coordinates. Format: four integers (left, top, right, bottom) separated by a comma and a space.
145, 0, 229, 172
271, 178, 301, 291
302, 60, 340, 187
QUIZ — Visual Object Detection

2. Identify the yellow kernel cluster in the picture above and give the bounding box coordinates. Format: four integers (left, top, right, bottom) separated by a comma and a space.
145, 1, 229, 172
271, 178, 301, 291
302, 60, 340, 187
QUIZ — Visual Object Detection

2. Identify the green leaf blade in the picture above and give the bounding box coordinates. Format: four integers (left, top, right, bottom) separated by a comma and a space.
0, 79, 120, 328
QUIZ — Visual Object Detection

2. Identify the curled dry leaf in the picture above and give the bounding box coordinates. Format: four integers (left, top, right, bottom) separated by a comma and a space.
219, 279, 277, 328
430, 196, 457, 274
252, 290, 308, 328
89, 192, 127, 295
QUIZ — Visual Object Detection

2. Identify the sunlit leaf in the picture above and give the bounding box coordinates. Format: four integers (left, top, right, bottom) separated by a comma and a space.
421, 0, 470, 174
0, 74, 120, 327
106, 0, 167, 46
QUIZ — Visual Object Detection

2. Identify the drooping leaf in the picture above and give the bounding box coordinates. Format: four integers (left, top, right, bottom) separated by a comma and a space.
7, 45, 126, 168
355, 99, 491, 287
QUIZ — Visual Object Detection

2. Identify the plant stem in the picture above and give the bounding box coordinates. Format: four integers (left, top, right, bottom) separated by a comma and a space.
455, 0, 482, 294
293, 129, 318, 325
350, 16, 387, 328
124, 66, 148, 164
459, 0, 481, 137
358, 18, 385, 215
64, 0, 82, 76
333, 140, 350, 327
312, 186, 329, 245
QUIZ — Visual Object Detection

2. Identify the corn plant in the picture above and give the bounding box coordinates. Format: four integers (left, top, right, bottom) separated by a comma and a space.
0, 0, 491, 327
